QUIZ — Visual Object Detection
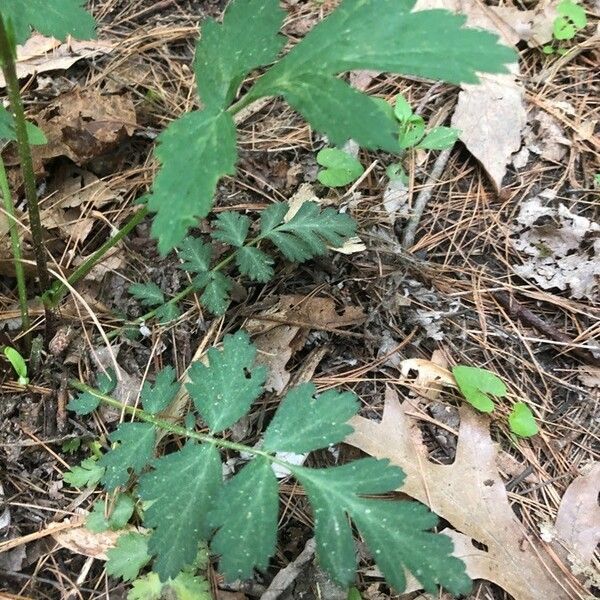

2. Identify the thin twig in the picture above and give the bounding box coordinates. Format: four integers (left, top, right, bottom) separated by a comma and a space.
401, 147, 452, 249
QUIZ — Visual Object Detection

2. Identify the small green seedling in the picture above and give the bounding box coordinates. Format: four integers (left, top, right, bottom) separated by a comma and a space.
3, 346, 29, 385
452, 365, 506, 413
453, 365, 538, 437
387, 93, 459, 182
594, 173, 600, 188
543, 0, 587, 55
317, 147, 364, 187
508, 402, 538, 438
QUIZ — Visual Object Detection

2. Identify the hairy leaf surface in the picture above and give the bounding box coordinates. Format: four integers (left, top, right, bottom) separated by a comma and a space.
0, 0, 95, 44
292, 458, 471, 594
148, 109, 237, 253
194, 0, 284, 109
264, 202, 356, 262
263, 384, 358, 453
141, 366, 179, 415
179, 237, 212, 273
106, 532, 151, 582
139, 443, 221, 580
212, 211, 250, 247
187, 331, 266, 432
198, 272, 233, 315
236, 246, 274, 282
129, 282, 164, 307
210, 457, 278, 580
98, 423, 155, 491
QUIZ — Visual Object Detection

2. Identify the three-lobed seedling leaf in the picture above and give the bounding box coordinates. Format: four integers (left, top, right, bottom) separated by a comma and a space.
68, 330, 473, 595
148, 0, 515, 253
317, 148, 365, 188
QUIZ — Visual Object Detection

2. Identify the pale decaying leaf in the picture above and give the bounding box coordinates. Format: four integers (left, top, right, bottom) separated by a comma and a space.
399, 357, 454, 401
346, 388, 584, 599
413, 0, 532, 190
555, 463, 600, 565
52, 524, 120, 560
0, 35, 113, 88
511, 193, 600, 300
247, 295, 365, 393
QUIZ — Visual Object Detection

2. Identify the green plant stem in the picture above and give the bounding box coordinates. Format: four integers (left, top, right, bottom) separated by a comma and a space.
0, 155, 30, 350
44, 205, 149, 307
0, 16, 50, 296
68, 378, 290, 467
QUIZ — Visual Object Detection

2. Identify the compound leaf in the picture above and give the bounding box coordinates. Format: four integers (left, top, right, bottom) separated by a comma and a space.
187, 331, 266, 433
106, 532, 151, 582
194, 0, 285, 109
129, 282, 164, 307
0, 0, 95, 45
139, 443, 221, 581
141, 366, 179, 415
264, 201, 356, 262
293, 459, 471, 594
317, 148, 365, 187
198, 272, 232, 315
155, 302, 181, 324
263, 383, 359, 453
212, 211, 250, 247
210, 457, 278, 581
452, 365, 506, 413
148, 109, 237, 253
98, 423, 156, 491
236, 246, 274, 282
179, 237, 212, 274
259, 202, 288, 236
64, 458, 104, 488
0, 105, 47, 145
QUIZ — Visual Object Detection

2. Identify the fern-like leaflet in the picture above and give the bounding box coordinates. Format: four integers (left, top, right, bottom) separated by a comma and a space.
66, 331, 472, 595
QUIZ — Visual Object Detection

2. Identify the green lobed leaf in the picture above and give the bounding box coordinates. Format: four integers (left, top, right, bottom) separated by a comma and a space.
141, 366, 179, 415
317, 148, 365, 188
0, 106, 47, 145
68, 391, 100, 415
179, 237, 212, 274
129, 573, 163, 600
210, 457, 278, 581
155, 302, 181, 324
194, 0, 285, 109
139, 443, 222, 581
508, 402, 538, 437
98, 423, 156, 491
106, 532, 152, 582
250, 0, 514, 94
187, 331, 267, 433
0, 0, 96, 45
148, 109, 237, 253
557, 0, 587, 29
292, 458, 471, 594
399, 115, 425, 149
212, 211, 250, 247
87, 494, 135, 533
264, 201, 356, 262
198, 271, 233, 315
259, 202, 288, 236
416, 126, 460, 150
129, 282, 165, 307
452, 365, 506, 413
168, 572, 211, 600
64, 457, 104, 488
235, 246, 274, 282
263, 383, 358, 453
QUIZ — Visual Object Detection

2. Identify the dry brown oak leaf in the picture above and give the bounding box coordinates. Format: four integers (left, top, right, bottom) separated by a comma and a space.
346, 388, 588, 600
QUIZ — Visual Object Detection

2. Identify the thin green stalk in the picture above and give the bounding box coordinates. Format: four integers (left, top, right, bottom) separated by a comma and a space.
107, 238, 253, 340
0, 16, 50, 295
68, 378, 289, 466
44, 205, 150, 307
0, 154, 30, 350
